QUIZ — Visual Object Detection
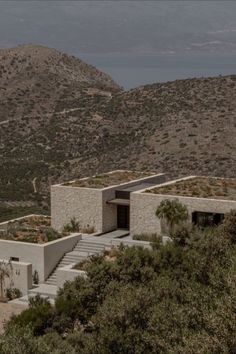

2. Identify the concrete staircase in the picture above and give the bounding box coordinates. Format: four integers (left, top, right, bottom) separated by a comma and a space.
10, 238, 111, 306
45, 239, 107, 286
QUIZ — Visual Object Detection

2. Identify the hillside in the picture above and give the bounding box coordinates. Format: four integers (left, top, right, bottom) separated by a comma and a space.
0, 45, 235, 220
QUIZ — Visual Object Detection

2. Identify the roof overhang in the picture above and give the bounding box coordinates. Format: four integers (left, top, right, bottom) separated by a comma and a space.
107, 198, 130, 206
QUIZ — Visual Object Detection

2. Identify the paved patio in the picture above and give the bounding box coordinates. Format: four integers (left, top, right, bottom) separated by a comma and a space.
85, 229, 129, 241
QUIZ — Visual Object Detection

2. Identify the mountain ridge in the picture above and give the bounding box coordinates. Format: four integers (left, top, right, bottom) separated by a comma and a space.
0, 45, 235, 220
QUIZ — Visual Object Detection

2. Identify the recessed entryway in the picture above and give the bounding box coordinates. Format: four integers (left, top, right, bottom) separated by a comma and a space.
117, 205, 130, 230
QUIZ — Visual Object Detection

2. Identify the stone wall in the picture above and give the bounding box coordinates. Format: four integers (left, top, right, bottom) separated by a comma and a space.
51, 185, 103, 232
101, 173, 166, 233
51, 173, 166, 234
102, 188, 117, 233
130, 192, 236, 236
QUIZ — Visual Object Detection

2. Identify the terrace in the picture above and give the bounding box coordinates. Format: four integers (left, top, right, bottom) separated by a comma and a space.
145, 177, 236, 201
63, 170, 153, 189
0, 215, 69, 244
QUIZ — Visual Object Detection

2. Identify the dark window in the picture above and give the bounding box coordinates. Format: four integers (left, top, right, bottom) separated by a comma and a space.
10, 257, 19, 262
117, 205, 130, 229
192, 211, 224, 228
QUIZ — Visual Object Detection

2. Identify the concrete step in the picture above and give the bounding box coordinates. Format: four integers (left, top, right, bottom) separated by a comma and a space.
73, 247, 104, 253
76, 242, 106, 248
61, 257, 87, 263
65, 251, 90, 257
78, 242, 107, 248
46, 281, 57, 286
28, 284, 58, 299
63, 253, 88, 258
47, 275, 57, 280
59, 260, 85, 266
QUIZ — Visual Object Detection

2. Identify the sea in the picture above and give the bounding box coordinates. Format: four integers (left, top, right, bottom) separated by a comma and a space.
76, 52, 236, 90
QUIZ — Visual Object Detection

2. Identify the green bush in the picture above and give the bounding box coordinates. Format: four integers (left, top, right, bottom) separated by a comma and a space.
133, 233, 161, 244
2, 219, 236, 353
8, 295, 54, 336
63, 218, 80, 233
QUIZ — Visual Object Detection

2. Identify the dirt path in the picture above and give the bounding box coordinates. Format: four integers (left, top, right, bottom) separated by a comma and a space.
32, 177, 37, 193
0, 303, 27, 333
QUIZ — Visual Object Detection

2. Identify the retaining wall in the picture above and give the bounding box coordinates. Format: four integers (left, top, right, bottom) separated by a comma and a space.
0, 234, 81, 282
57, 264, 87, 288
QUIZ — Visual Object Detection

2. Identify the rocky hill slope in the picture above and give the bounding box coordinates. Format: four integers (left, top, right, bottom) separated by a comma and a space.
0, 45, 235, 220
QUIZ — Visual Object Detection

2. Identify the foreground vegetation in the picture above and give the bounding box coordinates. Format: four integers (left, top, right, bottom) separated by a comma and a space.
1, 211, 236, 353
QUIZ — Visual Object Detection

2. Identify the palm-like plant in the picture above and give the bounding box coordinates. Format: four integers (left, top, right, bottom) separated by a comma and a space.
156, 199, 188, 236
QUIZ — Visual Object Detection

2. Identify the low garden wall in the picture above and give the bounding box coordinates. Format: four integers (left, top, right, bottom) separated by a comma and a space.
0, 234, 81, 282
1, 259, 32, 296
57, 264, 87, 288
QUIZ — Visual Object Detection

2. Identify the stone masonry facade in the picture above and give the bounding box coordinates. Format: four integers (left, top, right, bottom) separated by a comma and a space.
130, 187, 236, 236
51, 173, 166, 233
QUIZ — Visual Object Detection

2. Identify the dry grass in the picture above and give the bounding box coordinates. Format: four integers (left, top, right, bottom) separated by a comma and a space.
0, 215, 69, 243
146, 177, 236, 200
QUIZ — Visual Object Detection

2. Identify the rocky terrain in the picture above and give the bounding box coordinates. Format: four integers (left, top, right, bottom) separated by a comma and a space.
0, 44, 235, 220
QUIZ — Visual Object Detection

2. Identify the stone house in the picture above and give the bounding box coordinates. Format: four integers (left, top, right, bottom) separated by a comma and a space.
51, 171, 236, 236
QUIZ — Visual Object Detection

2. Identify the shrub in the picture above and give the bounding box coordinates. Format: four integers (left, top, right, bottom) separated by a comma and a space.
9, 295, 54, 336
33, 270, 39, 285
63, 218, 80, 233
6, 288, 22, 300
221, 210, 236, 244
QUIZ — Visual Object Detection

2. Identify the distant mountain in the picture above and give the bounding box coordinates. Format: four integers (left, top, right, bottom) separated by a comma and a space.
0, 44, 120, 123
0, 45, 235, 220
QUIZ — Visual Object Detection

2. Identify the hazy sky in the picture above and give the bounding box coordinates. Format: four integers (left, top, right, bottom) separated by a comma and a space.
1, 1, 236, 88
1, 1, 236, 55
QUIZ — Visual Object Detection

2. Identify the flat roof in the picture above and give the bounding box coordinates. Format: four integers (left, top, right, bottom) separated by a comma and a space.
63, 170, 155, 189
117, 182, 158, 193
144, 176, 236, 201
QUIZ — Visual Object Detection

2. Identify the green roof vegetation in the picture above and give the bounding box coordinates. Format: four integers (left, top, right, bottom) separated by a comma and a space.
63, 170, 153, 188
145, 177, 236, 200
0, 215, 69, 243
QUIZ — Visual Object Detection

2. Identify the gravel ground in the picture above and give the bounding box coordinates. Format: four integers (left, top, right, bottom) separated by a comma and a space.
0, 302, 27, 334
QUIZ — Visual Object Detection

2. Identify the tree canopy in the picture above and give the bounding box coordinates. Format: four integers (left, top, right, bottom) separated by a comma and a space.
1, 211, 236, 354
